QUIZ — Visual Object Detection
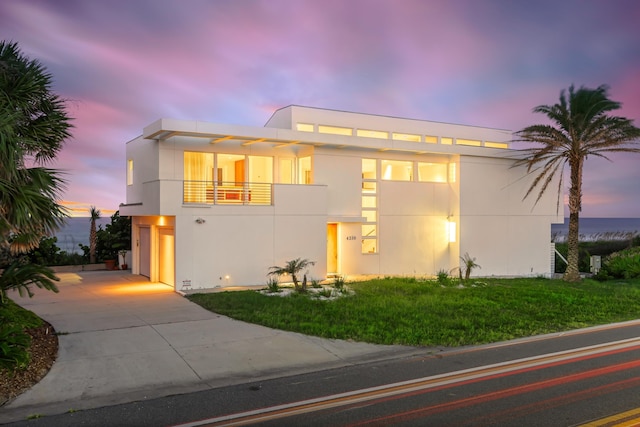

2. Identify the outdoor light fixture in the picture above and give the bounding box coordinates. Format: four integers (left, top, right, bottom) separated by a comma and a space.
447, 216, 456, 243
195, 217, 205, 224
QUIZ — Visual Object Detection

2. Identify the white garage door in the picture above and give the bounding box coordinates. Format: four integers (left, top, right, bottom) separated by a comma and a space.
139, 227, 151, 278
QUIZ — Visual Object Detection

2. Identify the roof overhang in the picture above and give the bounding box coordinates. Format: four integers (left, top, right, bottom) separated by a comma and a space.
142, 118, 516, 159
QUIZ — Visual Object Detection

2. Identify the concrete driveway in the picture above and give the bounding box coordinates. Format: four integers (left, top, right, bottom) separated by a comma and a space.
1, 271, 418, 423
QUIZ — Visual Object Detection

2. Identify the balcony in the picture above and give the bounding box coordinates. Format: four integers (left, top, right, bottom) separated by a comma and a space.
183, 180, 272, 205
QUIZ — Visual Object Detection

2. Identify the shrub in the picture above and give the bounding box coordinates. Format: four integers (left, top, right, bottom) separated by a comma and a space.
0, 323, 31, 372
436, 269, 452, 287
316, 288, 333, 298
333, 275, 346, 290
265, 277, 280, 293
0, 300, 42, 372
599, 247, 640, 279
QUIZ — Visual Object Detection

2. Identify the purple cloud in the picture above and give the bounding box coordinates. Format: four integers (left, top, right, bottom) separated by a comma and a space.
1, 0, 639, 216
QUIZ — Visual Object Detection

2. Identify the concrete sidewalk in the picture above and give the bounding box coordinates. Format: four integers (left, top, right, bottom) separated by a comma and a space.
1, 271, 420, 423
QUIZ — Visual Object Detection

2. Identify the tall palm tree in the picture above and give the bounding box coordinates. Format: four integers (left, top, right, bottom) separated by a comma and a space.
89, 206, 101, 264
0, 41, 72, 301
0, 41, 71, 252
514, 84, 640, 282
268, 258, 315, 291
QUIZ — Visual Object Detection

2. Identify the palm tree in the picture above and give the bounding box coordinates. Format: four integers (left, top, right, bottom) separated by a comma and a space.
268, 258, 316, 291
514, 84, 640, 282
460, 253, 481, 281
89, 206, 101, 264
0, 41, 72, 301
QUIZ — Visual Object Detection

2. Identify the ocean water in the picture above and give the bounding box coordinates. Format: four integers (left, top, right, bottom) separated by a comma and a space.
53, 217, 111, 254
551, 218, 640, 242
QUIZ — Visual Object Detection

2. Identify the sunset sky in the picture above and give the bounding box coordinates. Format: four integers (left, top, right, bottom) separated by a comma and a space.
1, 0, 639, 217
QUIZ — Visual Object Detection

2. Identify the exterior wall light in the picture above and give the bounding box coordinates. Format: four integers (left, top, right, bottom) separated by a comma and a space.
195, 217, 205, 224
447, 219, 456, 243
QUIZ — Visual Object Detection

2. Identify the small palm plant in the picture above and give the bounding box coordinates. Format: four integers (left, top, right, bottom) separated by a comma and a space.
460, 253, 481, 281
88, 206, 101, 264
268, 258, 315, 292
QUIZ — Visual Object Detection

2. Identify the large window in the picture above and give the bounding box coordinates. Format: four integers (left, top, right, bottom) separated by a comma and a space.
279, 158, 295, 184
362, 158, 378, 254
184, 151, 214, 203
381, 160, 412, 181
127, 159, 134, 186
183, 152, 273, 205
299, 156, 312, 184
217, 154, 245, 185
418, 162, 447, 183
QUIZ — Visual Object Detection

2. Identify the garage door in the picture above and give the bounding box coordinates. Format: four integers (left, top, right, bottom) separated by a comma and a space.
139, 227, 151, 278
158, 228, 175, 287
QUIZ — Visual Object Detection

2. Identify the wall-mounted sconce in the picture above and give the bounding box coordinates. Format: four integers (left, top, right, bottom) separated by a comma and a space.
447, 216, 456, 243
195, 217, 205, 224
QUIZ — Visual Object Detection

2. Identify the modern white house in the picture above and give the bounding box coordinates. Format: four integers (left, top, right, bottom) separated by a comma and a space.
120, 105, 562, 291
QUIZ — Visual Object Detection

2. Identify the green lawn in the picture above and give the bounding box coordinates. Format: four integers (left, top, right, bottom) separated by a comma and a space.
188, 277, 640, 347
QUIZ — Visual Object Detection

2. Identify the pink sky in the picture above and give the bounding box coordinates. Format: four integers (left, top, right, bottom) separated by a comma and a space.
2, 0, 639, 217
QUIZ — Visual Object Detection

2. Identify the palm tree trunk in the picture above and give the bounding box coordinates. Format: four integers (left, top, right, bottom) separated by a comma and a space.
564, 211, 581, 281
89, 221, 96, 264
564, 157, 583, 282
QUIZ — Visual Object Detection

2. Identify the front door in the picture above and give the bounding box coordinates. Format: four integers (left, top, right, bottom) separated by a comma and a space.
158, 228, 175, 287
327, 223, 338, 274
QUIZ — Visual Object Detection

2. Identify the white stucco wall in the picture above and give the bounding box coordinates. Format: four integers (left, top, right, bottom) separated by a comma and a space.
170, 184, 327, 289
458, 156, 562, 277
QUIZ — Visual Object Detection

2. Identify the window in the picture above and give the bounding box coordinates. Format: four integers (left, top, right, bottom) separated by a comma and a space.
357, 129, 389, 139
362, 158, 377, 180
217, 154, 245, 185
425, 135, 438, 143
441, 137, 453, 145
318, 125, 353, 136
362, 210, 377, 222
248, 156, 273, 183
381, 160, 412, 181
127, 159, 133, 186
361, 239, 376, 254
485, 141, 509, 149
184, 151, 214, 203
296, 123, 314, 132
248, 156, 273, 204
184, 152, 274, 205
279, 158, 294, 184
456, 138, 481, 147
362, 196, 377, 208
362, 224, 376, 237
361, 158, 378, 254
392, 132, 421, 142
298, 156, 312, 184
362, 181, 376, 193
418, 162, 447, 183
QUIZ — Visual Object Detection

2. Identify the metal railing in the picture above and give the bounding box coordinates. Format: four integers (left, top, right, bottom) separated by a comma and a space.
183, 181, 273, 205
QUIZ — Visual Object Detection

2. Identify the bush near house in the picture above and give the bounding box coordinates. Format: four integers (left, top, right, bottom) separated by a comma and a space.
554, 236, 640, 274
0, 300, 42, 372
594, 247, 640, 280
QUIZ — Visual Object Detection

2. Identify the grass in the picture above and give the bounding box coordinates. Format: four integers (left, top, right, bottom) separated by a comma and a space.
187, 277, 640, 347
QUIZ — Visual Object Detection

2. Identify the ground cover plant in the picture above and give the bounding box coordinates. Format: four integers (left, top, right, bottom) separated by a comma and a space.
0, 300, 58, 405
188, 276, 640, 347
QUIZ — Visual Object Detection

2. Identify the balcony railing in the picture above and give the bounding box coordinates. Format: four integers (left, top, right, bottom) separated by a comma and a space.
183, 181, 272, 205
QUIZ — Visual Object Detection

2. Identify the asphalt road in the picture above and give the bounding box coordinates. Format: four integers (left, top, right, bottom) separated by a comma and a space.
7, 321, 640, 427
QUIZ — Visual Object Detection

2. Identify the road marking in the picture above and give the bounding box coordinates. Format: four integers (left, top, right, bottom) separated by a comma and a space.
580, 407, 640, 427
172, 336, 640, 427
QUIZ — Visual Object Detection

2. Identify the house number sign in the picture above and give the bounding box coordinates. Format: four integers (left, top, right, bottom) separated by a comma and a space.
346, 235, 356, 241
